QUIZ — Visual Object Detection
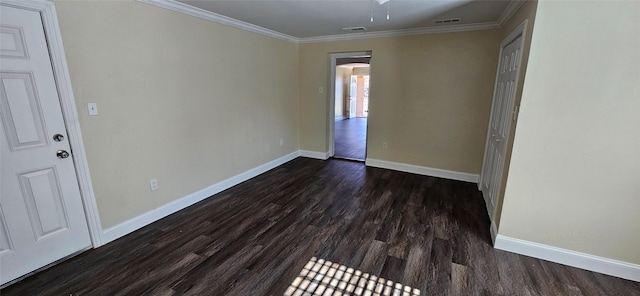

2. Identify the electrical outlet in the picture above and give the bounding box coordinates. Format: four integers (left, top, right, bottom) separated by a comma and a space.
382, 142, 388, 150
150, 179, 158, 191
87, 103, 98, 116
280, 138, 284, 146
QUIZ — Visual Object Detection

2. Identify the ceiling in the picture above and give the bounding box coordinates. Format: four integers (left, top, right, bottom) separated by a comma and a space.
173, 0, 518, 41
339, 63, 371, 70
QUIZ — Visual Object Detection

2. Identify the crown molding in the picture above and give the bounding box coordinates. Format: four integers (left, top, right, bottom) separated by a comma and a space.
498, 0, 527, 25
136, 0, 298, 43
298, 22, 501, 44
137, 0, 515, 44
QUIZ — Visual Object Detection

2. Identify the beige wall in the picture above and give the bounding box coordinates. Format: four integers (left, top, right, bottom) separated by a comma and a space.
353, 67, 370, 76
335, 66, 349, 118
54, 0, 299, 228
499, 0, 640, 264
341, 68, 351, 116
492, 0, 538, 227
299, 30, 501, 173
52, 0, 639, 269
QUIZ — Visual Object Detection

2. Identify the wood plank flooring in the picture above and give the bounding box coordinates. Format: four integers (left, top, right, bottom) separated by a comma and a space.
2, 158, 639, 295
334, 118, 367, 160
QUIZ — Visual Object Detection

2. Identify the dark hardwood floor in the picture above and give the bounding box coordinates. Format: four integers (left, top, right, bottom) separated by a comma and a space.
3, 158, 638, 295
334, 118, 367, 160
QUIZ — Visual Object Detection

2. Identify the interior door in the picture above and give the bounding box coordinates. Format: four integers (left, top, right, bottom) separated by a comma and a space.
480, 34, 523, 217
0, 5, 91, 285
348, 75, 357, 119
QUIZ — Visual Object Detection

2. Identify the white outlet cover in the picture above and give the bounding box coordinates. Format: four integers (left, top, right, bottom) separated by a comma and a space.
88, 103, 98, 116
150, 179, 158, 191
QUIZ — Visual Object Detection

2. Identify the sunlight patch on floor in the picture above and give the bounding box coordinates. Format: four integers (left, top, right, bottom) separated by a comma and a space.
285, 257, 420, 296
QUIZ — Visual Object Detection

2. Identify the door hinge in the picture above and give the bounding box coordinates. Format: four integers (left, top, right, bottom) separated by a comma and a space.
513, 105, 519, 121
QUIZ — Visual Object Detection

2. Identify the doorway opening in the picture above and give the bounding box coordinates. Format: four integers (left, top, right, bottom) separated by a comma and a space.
330, 53, 371, 161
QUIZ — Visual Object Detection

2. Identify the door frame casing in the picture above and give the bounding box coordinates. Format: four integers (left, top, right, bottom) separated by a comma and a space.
2, 0, 104, 246
327, 51, 371, 157
479, 20, 528, 239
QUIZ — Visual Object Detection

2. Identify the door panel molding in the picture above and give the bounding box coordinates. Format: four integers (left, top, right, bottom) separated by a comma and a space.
0, 25, 29, 59
19, 167, 70, 240
1, 0, 104, 247
0, 72, 49, 150
0, 205, 14, 255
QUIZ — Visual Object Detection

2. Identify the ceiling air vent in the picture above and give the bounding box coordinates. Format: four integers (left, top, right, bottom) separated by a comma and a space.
434, 18, 462, 24
342, 27, 367, 32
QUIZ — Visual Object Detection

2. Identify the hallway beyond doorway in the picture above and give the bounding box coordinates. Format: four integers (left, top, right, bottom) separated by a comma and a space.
334, 118, 367, 160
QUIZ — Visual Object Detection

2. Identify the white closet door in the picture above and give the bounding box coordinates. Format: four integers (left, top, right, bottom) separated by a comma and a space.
481, 33, 523, 218
1, 4, 91, 285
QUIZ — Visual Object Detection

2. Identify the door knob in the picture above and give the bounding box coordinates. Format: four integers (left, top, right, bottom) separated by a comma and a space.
53, 134, 64, 142
56, 150, 70, 159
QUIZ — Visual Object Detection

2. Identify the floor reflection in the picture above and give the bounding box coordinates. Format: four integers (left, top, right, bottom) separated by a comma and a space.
285, 257, 420, 296
334, 118, 367, 161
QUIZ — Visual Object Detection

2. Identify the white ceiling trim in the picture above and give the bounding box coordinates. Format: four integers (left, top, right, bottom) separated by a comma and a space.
498, 0, 526, 26
136, 0, 299, 43
138, 0, 518, 45
298, 22, 501, 44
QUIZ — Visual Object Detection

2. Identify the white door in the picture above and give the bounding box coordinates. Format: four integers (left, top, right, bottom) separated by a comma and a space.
0, 5, 91, 285
480, 33, 523, 217
348, 75, 357, 118
363, 75, 369, 117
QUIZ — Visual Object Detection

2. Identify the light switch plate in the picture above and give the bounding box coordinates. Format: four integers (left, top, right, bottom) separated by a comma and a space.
88, 103, 98, 116
150, 179, 158, 191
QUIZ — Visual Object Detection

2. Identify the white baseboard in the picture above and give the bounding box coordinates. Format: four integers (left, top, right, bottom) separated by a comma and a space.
97, 151, 639, 282
494, 235, 640, 282
365, 158, 479, 183
490, 220, 498, 244
101, 151, 300, 245
299, 150, 330, 160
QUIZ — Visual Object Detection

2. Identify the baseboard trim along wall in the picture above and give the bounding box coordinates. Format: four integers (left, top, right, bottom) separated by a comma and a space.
101, 152, 471, 244
365, 158, 479, 183
494, 235, 640, 282
490, 220, 498, 244
100, 152, 639, 282
101, 151, 300, 245
299, 150, 330, 160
